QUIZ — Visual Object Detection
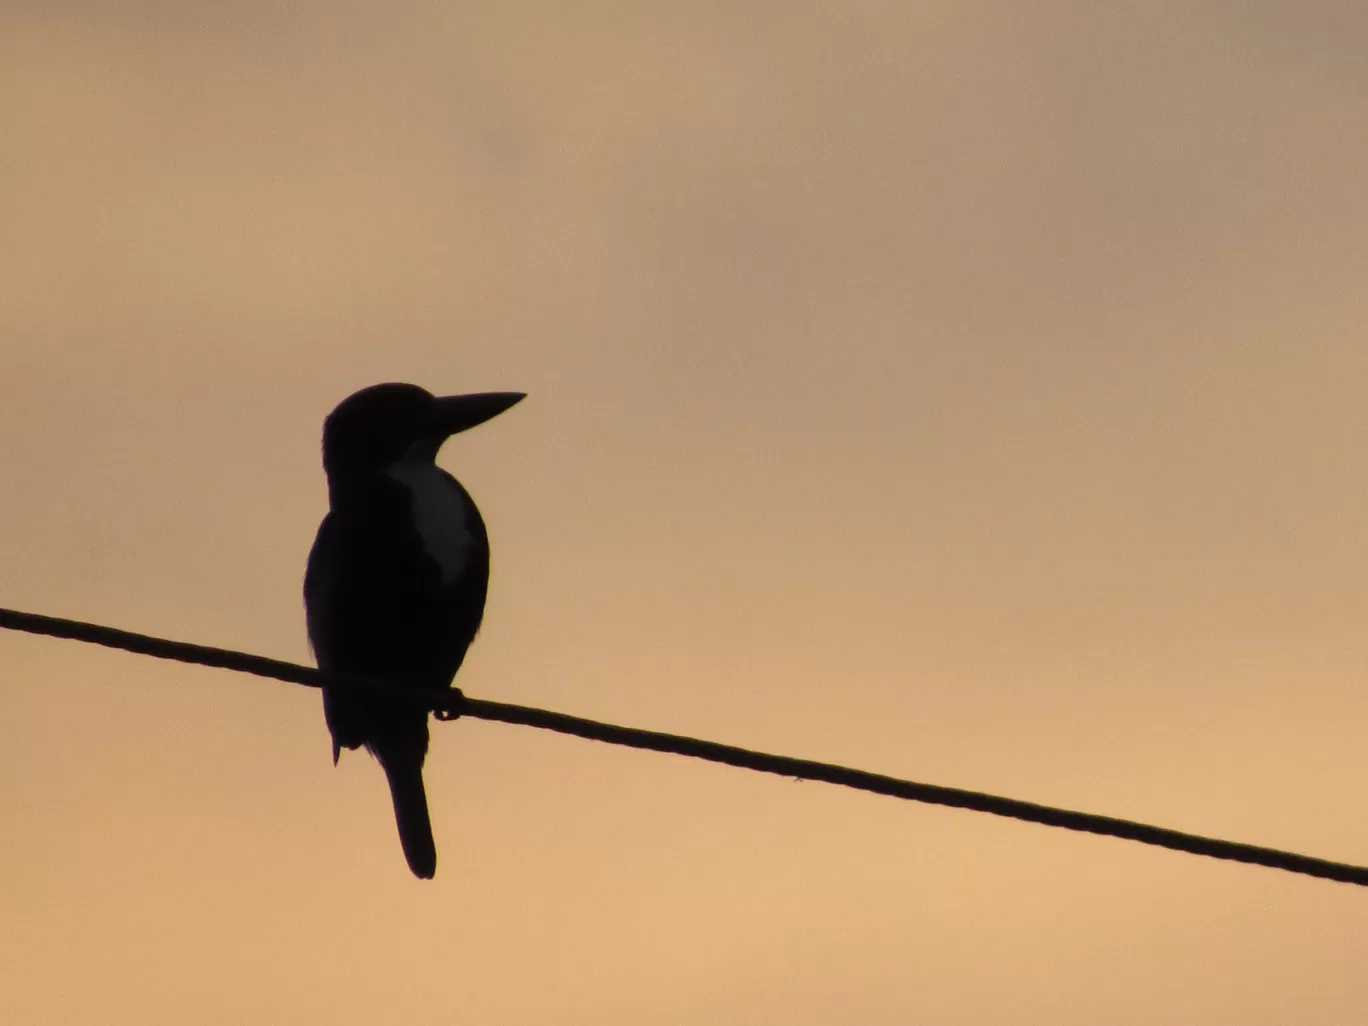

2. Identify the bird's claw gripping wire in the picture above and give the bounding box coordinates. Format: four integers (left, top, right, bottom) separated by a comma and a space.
434, 688, 466, 721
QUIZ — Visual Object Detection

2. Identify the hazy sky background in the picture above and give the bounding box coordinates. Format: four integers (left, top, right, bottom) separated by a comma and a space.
2, 3, 1366, 1022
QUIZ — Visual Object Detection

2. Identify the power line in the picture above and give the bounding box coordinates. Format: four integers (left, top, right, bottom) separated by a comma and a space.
1, 604, 1364, 887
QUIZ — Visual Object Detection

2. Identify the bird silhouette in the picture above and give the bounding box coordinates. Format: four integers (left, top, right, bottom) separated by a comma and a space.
304, 383, 524, 877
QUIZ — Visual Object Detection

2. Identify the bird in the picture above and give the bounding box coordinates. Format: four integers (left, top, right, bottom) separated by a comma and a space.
304, 382, 524, 878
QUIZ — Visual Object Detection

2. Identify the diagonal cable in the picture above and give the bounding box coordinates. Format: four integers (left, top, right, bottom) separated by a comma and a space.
1, 604, 1364, 887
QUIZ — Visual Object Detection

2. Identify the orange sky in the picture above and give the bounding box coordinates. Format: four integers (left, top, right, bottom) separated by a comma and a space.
2, 4, 1366, 1023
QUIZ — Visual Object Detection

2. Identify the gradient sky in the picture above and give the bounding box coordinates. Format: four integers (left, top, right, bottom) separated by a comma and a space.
2, 3, 1366, 1023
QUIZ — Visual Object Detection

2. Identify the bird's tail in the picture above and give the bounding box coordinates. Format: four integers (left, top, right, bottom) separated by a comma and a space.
377, 752, 437, 879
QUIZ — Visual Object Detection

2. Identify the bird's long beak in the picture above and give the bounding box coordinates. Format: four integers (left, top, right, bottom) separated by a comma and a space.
430, 392, 526, 437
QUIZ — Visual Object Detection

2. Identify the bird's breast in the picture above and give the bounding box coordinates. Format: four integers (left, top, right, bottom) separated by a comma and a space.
386, 462, 474, 584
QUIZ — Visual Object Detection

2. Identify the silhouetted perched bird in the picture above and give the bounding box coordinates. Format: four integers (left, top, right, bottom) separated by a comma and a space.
304, 383, 524, 878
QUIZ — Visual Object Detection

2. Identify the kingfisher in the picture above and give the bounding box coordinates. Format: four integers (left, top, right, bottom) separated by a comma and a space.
304, 382, 524, 878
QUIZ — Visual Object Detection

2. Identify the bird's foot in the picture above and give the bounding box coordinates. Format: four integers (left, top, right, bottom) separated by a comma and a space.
434, 687, 466, 721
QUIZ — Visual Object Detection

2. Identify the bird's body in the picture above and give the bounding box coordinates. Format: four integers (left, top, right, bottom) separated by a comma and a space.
304, 383, 523, 878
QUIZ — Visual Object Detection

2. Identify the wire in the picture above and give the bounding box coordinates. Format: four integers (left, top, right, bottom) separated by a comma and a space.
1, 604, 1364, 887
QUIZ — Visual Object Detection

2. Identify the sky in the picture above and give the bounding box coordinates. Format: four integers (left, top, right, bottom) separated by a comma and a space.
2, 2, 1366, 1022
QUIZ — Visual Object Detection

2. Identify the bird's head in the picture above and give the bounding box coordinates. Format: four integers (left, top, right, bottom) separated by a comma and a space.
321, 382, 525, 482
